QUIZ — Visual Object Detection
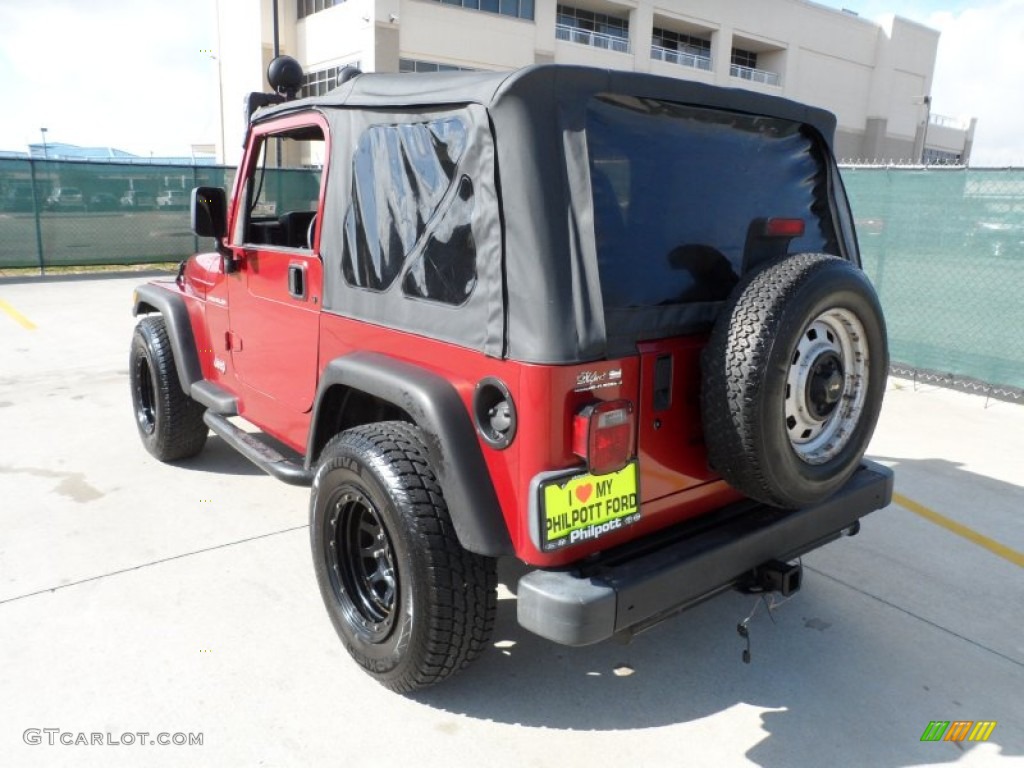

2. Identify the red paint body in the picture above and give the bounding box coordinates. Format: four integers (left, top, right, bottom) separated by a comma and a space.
162, 110, 743, 568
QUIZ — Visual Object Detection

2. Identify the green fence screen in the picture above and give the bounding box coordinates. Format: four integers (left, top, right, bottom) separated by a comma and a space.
842, 168, 1024, 394
0, 158, 235, 268
1, 159, 1021, 393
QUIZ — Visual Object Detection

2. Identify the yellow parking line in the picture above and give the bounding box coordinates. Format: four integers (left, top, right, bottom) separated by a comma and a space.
0, 299, 36, 330
894, 492, 1024, 569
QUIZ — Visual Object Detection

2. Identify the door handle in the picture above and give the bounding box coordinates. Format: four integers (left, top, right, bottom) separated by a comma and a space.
288, 262, 308, 300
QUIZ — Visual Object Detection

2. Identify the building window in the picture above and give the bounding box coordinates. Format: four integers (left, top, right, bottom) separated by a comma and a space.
399, 59, 476, 73
730, 47, 758, 70
729, 46, 780, 85
556, 5, 630, 54
923, 148, 962, 165
301, 67, 338, 98
427, 0, 534, 22
651, 27, 711, 71
300, 63, 359, 98
297, 0, 346, 19
653, 28, 710, 58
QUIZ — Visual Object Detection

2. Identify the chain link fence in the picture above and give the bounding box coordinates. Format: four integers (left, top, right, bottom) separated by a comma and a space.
2, 158, 1021, 396
841, 167, 1024, 398
0, 157, 234, 269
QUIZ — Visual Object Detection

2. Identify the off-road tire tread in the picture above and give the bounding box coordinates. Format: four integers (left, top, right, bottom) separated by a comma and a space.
701, 253, 858, 507
318, 421, 497, 692
131, 316, 208, 461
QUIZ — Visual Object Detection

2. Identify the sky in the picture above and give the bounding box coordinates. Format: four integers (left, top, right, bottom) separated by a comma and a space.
0, 0, 219, 158
0, 0, 1021, 164
819, 0, 1024, 165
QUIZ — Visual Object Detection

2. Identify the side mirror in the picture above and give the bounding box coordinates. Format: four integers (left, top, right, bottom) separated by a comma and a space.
191, 186, 227, 238
191, 186, 237, 273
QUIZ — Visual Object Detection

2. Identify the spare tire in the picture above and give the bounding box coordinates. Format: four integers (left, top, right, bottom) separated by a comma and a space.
701, 253, 888, 508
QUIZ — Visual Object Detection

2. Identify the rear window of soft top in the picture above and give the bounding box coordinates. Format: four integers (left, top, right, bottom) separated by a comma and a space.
587, 94, 839, 310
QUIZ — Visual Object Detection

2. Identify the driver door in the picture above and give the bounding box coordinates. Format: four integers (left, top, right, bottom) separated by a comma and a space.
225, 115, 327, 413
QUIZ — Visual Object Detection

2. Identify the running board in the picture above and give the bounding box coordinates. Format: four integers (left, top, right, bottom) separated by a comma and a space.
191, 380, 238, 415
203, 412, 313, 486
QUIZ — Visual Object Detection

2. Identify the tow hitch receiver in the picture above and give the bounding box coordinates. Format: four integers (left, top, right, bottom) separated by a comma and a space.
736, 560, 803, 663
746, 559, 803, 596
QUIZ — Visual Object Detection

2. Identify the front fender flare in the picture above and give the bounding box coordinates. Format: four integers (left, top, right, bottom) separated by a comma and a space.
308, 352, 514, 557
132, 283, 202, 395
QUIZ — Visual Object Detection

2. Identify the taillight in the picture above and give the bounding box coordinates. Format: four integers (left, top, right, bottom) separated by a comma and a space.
572, 399, 636, 476
762, 217, 806, 238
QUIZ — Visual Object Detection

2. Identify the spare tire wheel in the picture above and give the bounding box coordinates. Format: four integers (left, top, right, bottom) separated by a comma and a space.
701, 253, 888, 508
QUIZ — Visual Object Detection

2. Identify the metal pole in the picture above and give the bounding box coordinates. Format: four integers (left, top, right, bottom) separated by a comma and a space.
272, 0, 281, 168
28, 156, 46, 275
214, 0, 226, 164
192, 165, 200, 255
272, 0, 280, 58
216, 60, 226, 164
920, 96, 932, 165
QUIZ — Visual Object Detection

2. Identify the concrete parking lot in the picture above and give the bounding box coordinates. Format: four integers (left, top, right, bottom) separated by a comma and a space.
1, 274, 1021, 767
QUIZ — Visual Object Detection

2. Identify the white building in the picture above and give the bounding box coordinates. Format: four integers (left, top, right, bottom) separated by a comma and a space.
214, 0, 975, 165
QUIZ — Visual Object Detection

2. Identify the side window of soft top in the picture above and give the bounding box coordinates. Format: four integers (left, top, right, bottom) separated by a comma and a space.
234, 124, 325, 251
341, 117, 479, 306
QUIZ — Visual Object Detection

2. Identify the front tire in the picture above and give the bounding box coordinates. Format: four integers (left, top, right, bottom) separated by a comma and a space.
129, 315, 208, 461
310, 422, 497, 692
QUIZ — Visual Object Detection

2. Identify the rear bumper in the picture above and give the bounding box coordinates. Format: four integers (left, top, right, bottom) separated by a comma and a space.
516, 460, 893, 646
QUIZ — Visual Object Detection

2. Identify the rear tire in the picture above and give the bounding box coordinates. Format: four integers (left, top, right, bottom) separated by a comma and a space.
310, 422, 497, 692
701, 253, 888, 508
129, 316, 208, 461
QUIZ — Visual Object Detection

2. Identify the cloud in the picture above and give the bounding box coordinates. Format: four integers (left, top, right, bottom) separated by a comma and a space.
0, 0, 218, 156
926, 1, 1024, 165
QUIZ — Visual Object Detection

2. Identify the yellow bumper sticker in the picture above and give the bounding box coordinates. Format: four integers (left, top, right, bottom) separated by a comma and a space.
540, 462, 640, 551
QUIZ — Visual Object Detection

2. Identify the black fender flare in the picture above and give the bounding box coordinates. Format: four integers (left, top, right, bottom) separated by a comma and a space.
308, 352, 514, 557
132, 283, 202, 396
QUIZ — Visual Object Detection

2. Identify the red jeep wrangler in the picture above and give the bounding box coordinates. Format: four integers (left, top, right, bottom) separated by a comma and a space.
129, 60, 891, 692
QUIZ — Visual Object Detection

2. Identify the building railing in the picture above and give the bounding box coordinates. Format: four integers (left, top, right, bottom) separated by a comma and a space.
729, 63, 781, 86
650, 45, 712, 71
556, 23, 631, 54
930, 113, 970, 131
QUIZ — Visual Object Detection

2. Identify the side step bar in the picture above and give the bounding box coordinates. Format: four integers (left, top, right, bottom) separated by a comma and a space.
191, 380, 239, 415
203, 412, 313, 487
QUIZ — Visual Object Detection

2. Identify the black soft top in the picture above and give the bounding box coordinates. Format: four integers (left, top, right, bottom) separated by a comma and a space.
255, 66, 845, 364
256, 65, 836, 142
